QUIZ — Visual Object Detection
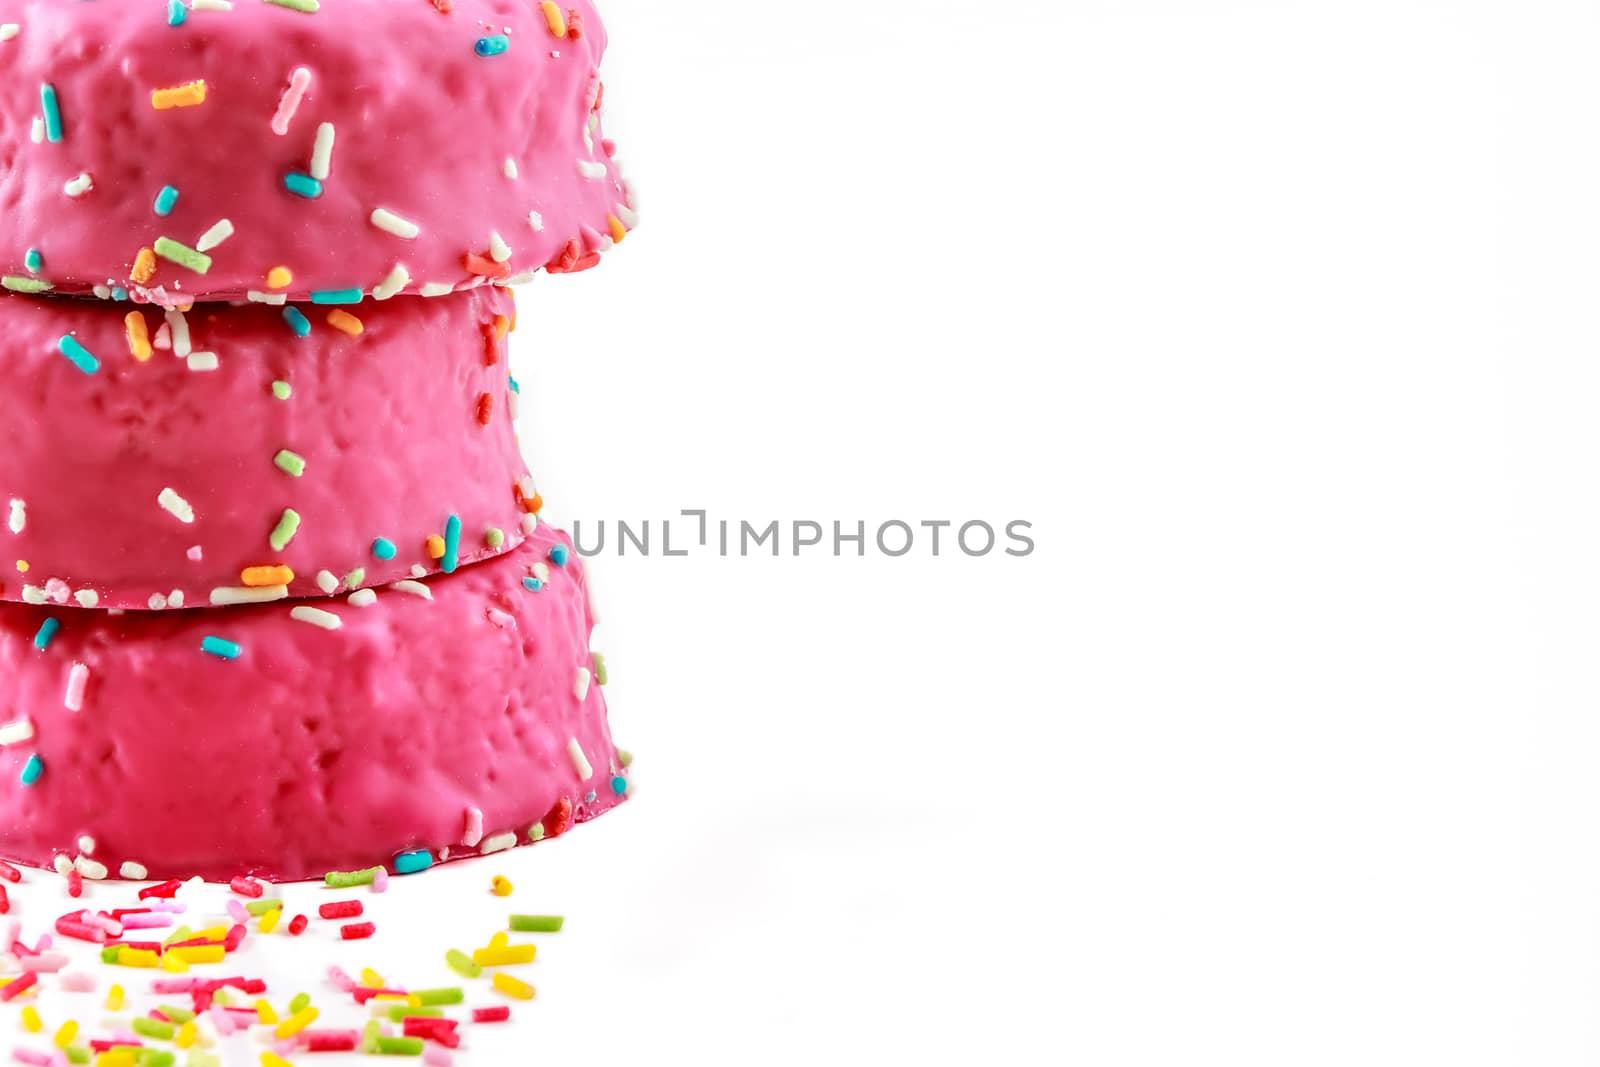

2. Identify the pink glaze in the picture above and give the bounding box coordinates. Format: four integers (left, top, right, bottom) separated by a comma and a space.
0, 0, 634, 302
0, 524, 627, 881
0, 287, 535, 608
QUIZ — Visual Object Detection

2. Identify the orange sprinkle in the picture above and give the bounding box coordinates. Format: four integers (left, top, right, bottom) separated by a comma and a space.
240, 565, 294, 587
325, 309, 363, 336
540, 0, 566, 37
266, 266, 293, 290
492, 314, 511, 340
425, 535, 446, 560
124, 311, 152, 362
525, 493, 543, 515
476, 392, 494, 426
608, 214, 627, 244
131, 247, 157, 285
150, 80, 207, 110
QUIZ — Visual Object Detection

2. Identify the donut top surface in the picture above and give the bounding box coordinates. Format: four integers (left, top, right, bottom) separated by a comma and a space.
0, 0, 634, 303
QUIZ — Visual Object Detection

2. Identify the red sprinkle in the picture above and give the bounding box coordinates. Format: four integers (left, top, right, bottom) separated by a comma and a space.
0, 860, 21, 883
318, 900, 363, 920
483, 328, 500, 367
223, 924, 247, 951
340, 922, 376, 941
545, 794, 573, 838
54, 916, 105, 943
287, 914, 309, 936
404, 1016, 462, 1048
463, 252, 512, 280
139, 880, 182, 900
476, 392, 494, 425
566, 9, 583, 38
305, 1030, 361, 1052
472, 1005, 511, 1023
0, 883, 8, 914
351, 986, 409, 1004
0, 971, 37, 1001
66, 869, 82, 898
228, 876, 264, 898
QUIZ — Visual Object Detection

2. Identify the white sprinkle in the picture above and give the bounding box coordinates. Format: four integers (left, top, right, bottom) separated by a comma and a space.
503, 158, 519, 179
574, 666, 592, 702
186, 351, 219, 372
164, 308, 191, 357
148, 593, 168, 610
369, 208, 419, 239
119, 861, 148, 880
64, 173, 93, 197
486, 607, 516, 630
246, 290, 288, 305
209, 585, 287, 606
7, 499, 24, 534
168, 589, 185, 608
20, 585, 44, 605
29, 116, 42, 143
0, 718, 35, 746
616, 203, 639, 227
52, 854, 72, 876
186, 545, 202, 561
315, 569, 339, 594
309, 121, 336, 180
347, 588, 378, 607
191, 0, 232, 9
495, 269, 536, 287
479, 831, 518, 855
528, 210, 544, 232
290, 605, 341, 630
521, 513, 539, 535
77, 835, 95, 855
419, 282, 454, 297
64, 662, 88, 711
532, 561, 551, 584
92, 284, 112, 300
577, 160, 607, 180
567, 737, 593, 780
410, 564, 426, 578
158, 488, 195, 524
0, 24, 19, 41
75, 856, 108, 881
372, 264, 410, 300
74, 589, 98, 608
488, 232, 512, 263
195, 218, 234, 252
517, 475, 537, 498
390, 580, 432, 600
461, 807, 483, 847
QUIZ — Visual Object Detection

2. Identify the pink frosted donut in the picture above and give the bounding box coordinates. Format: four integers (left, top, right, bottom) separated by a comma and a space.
0, 0, 634, 303
0, 523, 627, 882
0, 287, 537, 610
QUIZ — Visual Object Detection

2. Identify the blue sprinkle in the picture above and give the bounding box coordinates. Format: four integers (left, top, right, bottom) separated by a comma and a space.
283, 172, 323, 199
521, 577, 543, 593
508, 375, 520, 394
24, 248, 41, 273
57, 335, 99, 375
584, 790, 597, 804
371, 537, 397, 561
110, 287, 128, 301
40, 84, 61, 144
393, 849, 434, 875
167, 0, 186, 25
153, 185, 180, 217
309, 287, 363, 305
611, 776, 627, 796
201, 636, 241, 660
282, 306, 311, 338
441, 514, 462, 574
548, 543, 569, 567
19, 754, 42, 787
474, 34, 509, 57
32, 618, 58, 651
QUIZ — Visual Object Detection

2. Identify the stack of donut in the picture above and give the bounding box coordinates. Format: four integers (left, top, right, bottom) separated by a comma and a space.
0, 0, 634, 881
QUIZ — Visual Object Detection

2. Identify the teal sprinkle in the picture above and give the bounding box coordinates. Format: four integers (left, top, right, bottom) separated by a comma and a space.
57, 335, 99, 375
19, 754, 42, 787
111, 287, 128, 301
611, 775, 627, 795
167, 0, 186, 25
282, 306, 310, 337
441, 514, 462, 574
393, 849, 434, 875
548, 543, 569, 567
309, 287, 362, 305
24, 248, 41, 273
153, 185, 179, 217
200, 636, 241, 660
474, 34, 509, 57
508, 375, 520, 394
371, 537, 397, 561
33, 618, 58, 650
521, 577, 543, 593
40, 84, 61, 143
283, 172, 323, 199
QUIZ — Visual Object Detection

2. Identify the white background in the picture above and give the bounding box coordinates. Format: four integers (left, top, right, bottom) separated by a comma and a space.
9, 1, 1596, 1064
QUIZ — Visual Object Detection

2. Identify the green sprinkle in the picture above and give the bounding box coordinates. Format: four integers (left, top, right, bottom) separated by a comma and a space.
3, 275, 52, 293
152, 236, 212, 275
411, 987, 464, 1006
99, 946, 119, 964
386, 1005, 444, 1021
137, 1052, 175, 1067
158, 1005, 196, 1024
163, 925, 191, 947
64, 1048, 90, 1066
24, 248, 41, 273
343, 567, 366, 588
485, 527, 505, 549
265, 0, 320, 10
528, 822, 545, 841
445, 948, 482, 979
618, 749, 633, 768
131, 1017, 175, 1041
245, 898, 282, 916
374, 1036, 424, 1056
509, 915, 565, 933
273, 449, 306, 477
269, 508, 301, 552
593, 652, 608, 686
324, 866, 382, 888
271, 380, 292, 400
362, 1020, 382, 1055
288, 992, 311, 1014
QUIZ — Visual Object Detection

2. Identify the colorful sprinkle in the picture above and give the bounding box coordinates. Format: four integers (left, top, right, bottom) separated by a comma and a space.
167, 0, 187, 26
441, 514, 462, 573
200, 636, 241, 660
325, 309, 362, 335
153, 185, 180, 216
273, 449, 306, 477
152, 236, 212, 274
393, 850, 434, 875
56, 335, 99, 375
269, 508, 301, 551
271, 379, 292, 399
265, 0, 320, 12
282, 306, 311, 337
549, 543, 569, 567
23, 248, 41, 273
369, 208, 419, 239
508, 915, 564, 933
371, 537, 397, 561
475, 34, 509, 56
150, 81, 207, 110
310, 287, 362, 304
283, 172, 323, 198
125, 311, 152, 361
271, 67, 312, 136
19, 754, 42, 787
539, 1, 566, 37
492, 972, 535, 1000
39, 83, 61, 142
32, 617, 58, 650
157, 487, 195, 523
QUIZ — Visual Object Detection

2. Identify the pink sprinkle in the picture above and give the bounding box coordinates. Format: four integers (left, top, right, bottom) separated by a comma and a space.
82, 913, 121, 936
461, 807, 484, 848
149, 900, 187, 913
186, 545, 203, 562
59, 971, 96, 992
225, 899, 247, 923
371, 868, 388, 894
12, 1048, 60, 1067
150, 978, 200, 994
229, 876, 264, 898
34, 934, 50, 951
423, 1048, 453, 1067
43, 578, 69, 602
208, 1006, 236, 1036
63, 662, 88, 711
270, 66, 312, 136
121, 912, 173, 930
19, 951, 68, 972
326, 965, 357, 992
152, 322, 171, 350
486, 608, 516, 630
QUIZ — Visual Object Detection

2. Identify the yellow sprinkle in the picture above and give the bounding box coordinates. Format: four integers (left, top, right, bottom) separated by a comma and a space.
491, 875, 513, 896
274, 1005, 318, 1040
360, 968, 385, 989
372, 993, 421, 1007
266, 266, 293, 290
54, 1020, 78, 1048
325, 309, 363, 336
124, 311, 152, 361
192, 925, 229, 942
259, 908, 281, 934
161, 952, 190, 973
488, 932, 508, 950
492, 972, 536, 1000
240, 565, 294, 587
608, 214, 627, 244
255, 999, 278, 1025
151, 80, 207, 110
176, 1020, 197, 1048
15, 560, 27, 573
425, 535, 446, 560
106, 985, 125, 1011
117, 947, 159, 968
539, 0, 565, 36
21, 1005, 42, 1032
492, 314, 511, 340
131, 246, 157, 285
172, 944, 226, 965
472, 944, 537, 967
261, 1054, 293, 1067
96, 1050, 136, 1067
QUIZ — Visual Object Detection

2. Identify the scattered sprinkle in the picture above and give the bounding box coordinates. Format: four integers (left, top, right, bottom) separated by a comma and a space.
200, 636, 241, 660
57, 335, 100, 374
274, 449, 307, 477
